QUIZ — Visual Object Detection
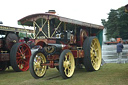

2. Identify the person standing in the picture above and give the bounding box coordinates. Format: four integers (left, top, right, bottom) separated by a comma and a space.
117, 41, 124, 63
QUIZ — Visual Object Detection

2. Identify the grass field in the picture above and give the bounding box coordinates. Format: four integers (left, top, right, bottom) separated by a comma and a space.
0, 63, 128, 85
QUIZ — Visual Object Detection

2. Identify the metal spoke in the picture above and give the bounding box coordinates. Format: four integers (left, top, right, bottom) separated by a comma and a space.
65, 55, 68, 61
95, 48, 98, 52
91, 44, 94, 48
17, 52, 21, 56
16, 56, 21, 59
22, 60, 29, 65
21, 46, 24, 52
18, 48, 24, 56
64, 68, 68, 75
93, 42, 96, 47
68, 68, 71, 76
22, 48, 28, 54
17, 59, 21, 64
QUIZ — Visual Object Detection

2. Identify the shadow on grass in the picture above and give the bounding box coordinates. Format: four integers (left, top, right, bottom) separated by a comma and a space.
0, 69, 15, 74
0, 67, 23, 75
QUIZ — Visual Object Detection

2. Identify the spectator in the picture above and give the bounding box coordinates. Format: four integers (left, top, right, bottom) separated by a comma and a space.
117, 41, 124, 63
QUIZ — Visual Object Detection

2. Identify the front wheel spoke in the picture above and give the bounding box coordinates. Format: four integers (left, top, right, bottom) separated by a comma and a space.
91, 55, 93, 60
92, 62, 96, 68
64, 68, 68, 75
93, 58, 98, 67
65, 55, 68, 61
93, 42, 96, 47
91, 57, 94, 61
92, 59, 95, 65
90, 50, 93, 54
17, 59, 21, 64
96, 57, 99, 61
19, 60, 24, 65
95, 48, 98, 52
94, 63, 98, 68
94, 60, 97, 67
69, 56, 72, 61
91, 44, 94, 48
63, 61, 66, 68
91, 61, 94, 66
25, 55, 30, 58
90, 50, 94, 56
34, 66, 37, 71
36, 68, 40, 75
22, 60, 29, 65
37, 68, 40, 72
17, 52, 21, 56
67, 68, 70, 75
95, 56, 99, 62
21, 47, 24, 52
90, 46, 93, 50
22, 49, 28, 54
18, 48, 23, 55
91, 54, 95, 60
16, 56, 21, 59
94, 53, 97, 57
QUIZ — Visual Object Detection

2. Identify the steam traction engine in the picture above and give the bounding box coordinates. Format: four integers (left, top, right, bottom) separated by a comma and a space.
18, 11, 104, 79
0, 25, 32, 72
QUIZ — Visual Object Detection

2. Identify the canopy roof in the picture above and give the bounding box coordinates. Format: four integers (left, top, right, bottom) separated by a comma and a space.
0, 25, 33, 33
18, 13, 104, 29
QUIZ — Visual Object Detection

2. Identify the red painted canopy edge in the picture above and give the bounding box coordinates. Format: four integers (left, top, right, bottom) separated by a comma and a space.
18, 13, 104, 29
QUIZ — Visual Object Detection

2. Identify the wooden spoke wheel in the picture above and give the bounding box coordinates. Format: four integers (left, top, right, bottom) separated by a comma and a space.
83, 36, 101, 71
59, 50, 75, 79
29, 50, 47, 79
5, 33, 19, 50
10, 42, 31, 72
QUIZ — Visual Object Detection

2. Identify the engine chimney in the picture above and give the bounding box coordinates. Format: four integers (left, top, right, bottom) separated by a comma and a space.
46, 10, 56, 14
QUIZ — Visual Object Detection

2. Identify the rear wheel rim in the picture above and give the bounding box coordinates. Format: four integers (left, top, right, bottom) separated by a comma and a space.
63, 52, 75, 77
33, 53, 47, 77
16, 43, 31, 71
90, 38, 101, 70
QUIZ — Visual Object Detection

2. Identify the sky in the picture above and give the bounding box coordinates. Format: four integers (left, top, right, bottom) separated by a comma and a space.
0, 0, 127, 29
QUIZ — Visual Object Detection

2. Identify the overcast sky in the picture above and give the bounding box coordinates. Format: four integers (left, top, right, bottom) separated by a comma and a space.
0, 0, 127, 28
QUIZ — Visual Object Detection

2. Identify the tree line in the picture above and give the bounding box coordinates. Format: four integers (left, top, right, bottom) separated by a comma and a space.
19, 32, 34, 39
101, 6, 128, 40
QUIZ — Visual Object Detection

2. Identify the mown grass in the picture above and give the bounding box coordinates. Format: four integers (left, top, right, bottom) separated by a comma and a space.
0, 63, 128, 85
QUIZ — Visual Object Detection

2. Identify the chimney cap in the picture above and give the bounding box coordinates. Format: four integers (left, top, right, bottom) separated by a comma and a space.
46, 10, 56, 14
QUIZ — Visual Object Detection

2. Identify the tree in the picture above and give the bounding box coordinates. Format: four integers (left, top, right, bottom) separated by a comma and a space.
19, 32, 26, 38
19, 32, 33, 38
101, 6, 128, 40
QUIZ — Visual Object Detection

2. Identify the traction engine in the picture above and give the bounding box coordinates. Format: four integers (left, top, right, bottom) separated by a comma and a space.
0, 26, 31, 72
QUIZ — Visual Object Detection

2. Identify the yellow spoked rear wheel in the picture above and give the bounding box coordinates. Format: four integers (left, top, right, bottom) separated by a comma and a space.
29, 50, 47, 79
83, 36, 101, 71
59, 50, 75, 79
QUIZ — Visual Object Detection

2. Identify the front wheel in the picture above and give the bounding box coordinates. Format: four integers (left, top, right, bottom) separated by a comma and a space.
29, 50, 47, 79
59, 49, 75, 79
